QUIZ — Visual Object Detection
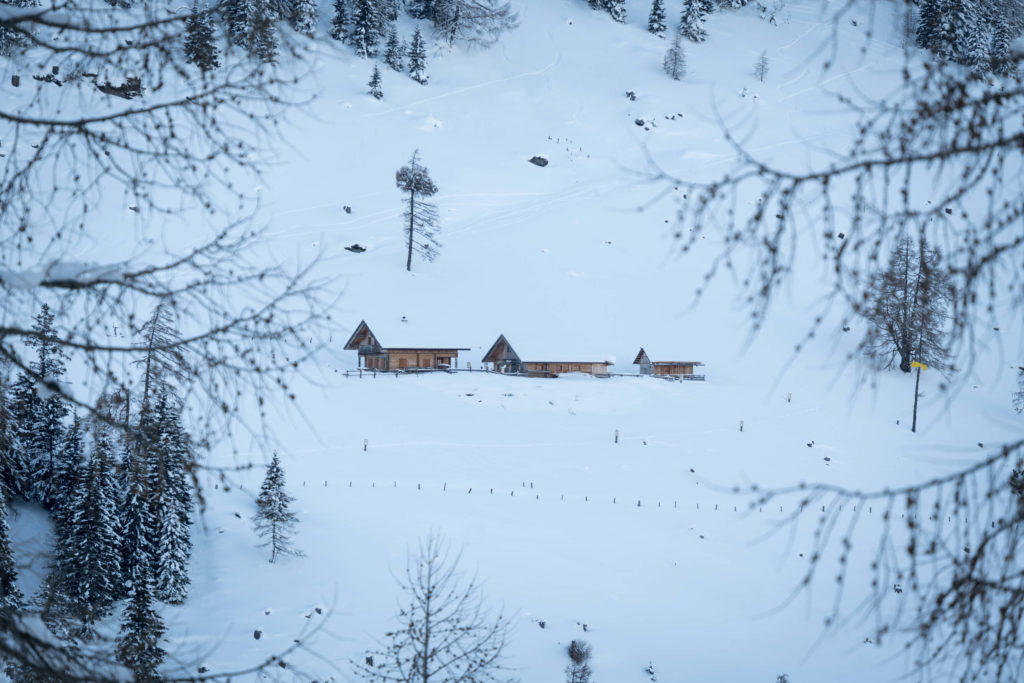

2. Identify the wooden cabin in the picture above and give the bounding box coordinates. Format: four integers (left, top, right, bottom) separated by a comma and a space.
482, 335, 613, 377
633, 347, 704, 378
344, 320, 469, 371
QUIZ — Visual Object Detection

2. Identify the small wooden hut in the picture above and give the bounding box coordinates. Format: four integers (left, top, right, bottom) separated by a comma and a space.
344, 320, 469, 371
633, 348, 704, 379
482, 335, 614, 377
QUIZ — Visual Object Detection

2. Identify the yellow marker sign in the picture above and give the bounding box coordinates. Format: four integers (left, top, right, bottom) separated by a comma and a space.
911, 361, 928, 370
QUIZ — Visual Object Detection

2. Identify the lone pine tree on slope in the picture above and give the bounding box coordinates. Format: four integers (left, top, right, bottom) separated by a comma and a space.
395, 150, 441, 271
754, 51, 768, 82
253, 452, 302, 563
369, 63, 384, 99
407, 26, 428, 84
663, 32, 686, 80
861, 236, 952, 374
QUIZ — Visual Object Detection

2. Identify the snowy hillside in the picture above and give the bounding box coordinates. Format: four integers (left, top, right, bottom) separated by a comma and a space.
11, 0, 1022, 681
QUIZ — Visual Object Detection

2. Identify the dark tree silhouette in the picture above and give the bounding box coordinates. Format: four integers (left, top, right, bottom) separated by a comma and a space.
861, 237, 951, 374
353, 534, 514, 683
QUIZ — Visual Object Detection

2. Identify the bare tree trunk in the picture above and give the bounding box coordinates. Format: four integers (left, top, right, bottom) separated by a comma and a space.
912, 365, 921, 433
407, 190, 416, 272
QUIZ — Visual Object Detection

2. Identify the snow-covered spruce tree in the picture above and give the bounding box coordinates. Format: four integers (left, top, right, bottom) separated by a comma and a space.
116, 479, 165, 683
663, 32, 686, 80
407, 26, 428, 84
679, 0, 707, 43
253, 452, 302, 563
349, 0, 382, 56
861, 236, 952, 374
148, 393, 193, 604
754, 50, 768, 82
288, 0, 318, 36
0, 494, 23, 614
603, 0, 626, 23
119, 451, 153, 601
648, 0, 667, 36
10, 304, 69, 507
51, 415, 84, 534
369, 64, 384, 99
354, 535, 514, 683
57, 422, 122, 631
395, 150, 440, 271
699, 0, 715, 14
329, 0, 349, 40
229, 0, 280, 62
384, 27, 404, 70
185, 1, 221, 71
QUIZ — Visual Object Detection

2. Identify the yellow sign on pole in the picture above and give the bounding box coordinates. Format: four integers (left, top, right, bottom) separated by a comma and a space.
911, 361, 928, 370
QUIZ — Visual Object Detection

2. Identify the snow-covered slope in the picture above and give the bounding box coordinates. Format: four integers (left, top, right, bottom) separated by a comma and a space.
16, 0, 1023, 681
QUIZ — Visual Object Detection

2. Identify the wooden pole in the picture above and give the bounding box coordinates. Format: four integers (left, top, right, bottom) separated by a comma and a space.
912, 365, 921, 433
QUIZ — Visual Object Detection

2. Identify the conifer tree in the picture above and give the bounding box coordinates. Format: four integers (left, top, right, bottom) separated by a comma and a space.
185, 1, 221, 71
0, 494, 23, 613
603, 0, 625, 23
699, 0, 715, 13
663, 32, 687, 80
119, 451, 153, 600
990, 17, 1015, 75
253, 453, 302, 563
754, 50, 769, 82
116, 480, 165, 683
51, 415, 84, 532
349, 0, 381, 56
369, 64, 384, 99
330, 0, 349, 40
288, 0, 318, 37
10, 304, 69, 507
57, 423, 121, 630
679, 0, 708, 43
229, 0, 280, 62
407, 26, 428, 84
384, 27, 404, 71
148, 394, 193, 604
396, 150, 441, 271
648, 0, 667, 36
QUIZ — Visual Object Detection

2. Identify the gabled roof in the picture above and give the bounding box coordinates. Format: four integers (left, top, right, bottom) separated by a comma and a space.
343, 320, 378, 350
482, 334, 519, 363
633, 346, 702, 365
344, 319, 470, 351
483, 334, 613, 365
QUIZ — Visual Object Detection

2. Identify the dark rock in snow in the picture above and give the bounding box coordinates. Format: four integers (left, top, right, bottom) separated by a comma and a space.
634, 118, 645, 126
345, 244, 367, 253
529, 155, 549, 167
